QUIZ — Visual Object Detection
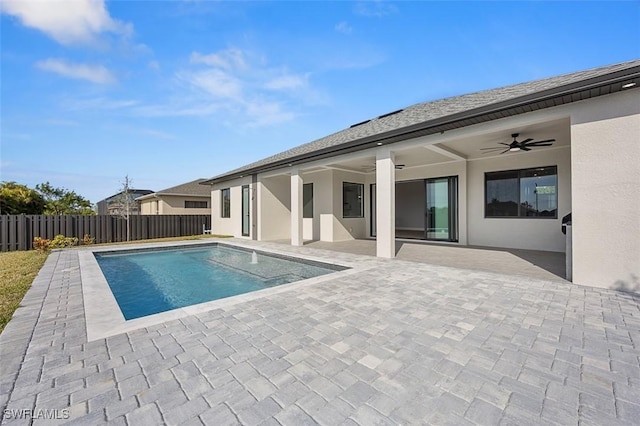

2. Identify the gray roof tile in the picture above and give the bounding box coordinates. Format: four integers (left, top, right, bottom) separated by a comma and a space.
143, 179, 211, 197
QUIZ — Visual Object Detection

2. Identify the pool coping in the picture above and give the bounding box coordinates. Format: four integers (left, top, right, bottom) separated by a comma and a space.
80, 240, 366, 341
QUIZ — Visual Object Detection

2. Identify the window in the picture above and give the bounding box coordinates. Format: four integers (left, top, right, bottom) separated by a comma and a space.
303, 183, 313, 218
485, 166, 557, 218
221, 188, 231, 218
343, 182, 364, 218
185, 200, 208, 208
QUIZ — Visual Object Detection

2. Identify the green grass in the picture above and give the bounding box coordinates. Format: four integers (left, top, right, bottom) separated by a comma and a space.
0, 250, 48, 334
87, 233, 232, 247
0, 234, 232, 334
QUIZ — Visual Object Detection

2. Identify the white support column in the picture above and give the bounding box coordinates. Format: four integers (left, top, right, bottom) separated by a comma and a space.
290, 169, 303, 247
376, 149, 395, 258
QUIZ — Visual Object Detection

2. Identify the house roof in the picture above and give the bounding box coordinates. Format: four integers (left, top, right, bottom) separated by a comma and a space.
136, 179, 211, 201
98, 189, 154, 203
204, 59, 640, 185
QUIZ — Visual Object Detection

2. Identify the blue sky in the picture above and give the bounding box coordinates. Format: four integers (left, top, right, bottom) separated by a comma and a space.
1, 1, 639, 204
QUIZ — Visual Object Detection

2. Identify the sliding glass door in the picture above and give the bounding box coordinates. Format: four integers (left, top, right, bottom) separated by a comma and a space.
425, 177, 457, 241
370, 177, 458, 242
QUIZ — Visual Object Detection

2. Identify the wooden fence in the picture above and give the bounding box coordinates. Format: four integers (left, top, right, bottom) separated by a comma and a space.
0, 215, 212, 252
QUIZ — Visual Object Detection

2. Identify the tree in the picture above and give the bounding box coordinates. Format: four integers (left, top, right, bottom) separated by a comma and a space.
112, 175, 134, 241
35, 182, 94, 215
0, 181, 45, 214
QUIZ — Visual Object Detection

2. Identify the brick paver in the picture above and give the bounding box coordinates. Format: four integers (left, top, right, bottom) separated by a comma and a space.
1, 240, 639, 425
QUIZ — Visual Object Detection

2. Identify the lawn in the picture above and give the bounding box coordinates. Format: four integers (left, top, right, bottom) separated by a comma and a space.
0, 250, 48, 334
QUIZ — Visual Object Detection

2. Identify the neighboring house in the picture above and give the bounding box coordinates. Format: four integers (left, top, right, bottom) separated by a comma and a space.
96, 189, 154, 216
203, 60, 640, 291
137, 179, 212, 215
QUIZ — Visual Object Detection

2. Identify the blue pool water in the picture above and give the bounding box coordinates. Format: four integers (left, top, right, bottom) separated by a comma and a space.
95, 245, 345, 320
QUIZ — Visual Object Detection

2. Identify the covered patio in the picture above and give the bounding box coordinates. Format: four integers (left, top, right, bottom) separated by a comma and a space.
275, 238, 566, 282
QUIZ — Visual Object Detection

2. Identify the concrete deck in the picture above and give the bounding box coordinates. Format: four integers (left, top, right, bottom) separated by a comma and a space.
295, 239, 567, 282
1, 239, 639, 425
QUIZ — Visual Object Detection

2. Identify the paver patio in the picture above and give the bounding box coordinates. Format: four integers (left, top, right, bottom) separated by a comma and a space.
1, 239, 639, 425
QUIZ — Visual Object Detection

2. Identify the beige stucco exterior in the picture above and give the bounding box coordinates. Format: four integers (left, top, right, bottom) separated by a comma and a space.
139, 195, 211, 215
569, 90, 640, 290
211, 176, 254, 239
208, 86, 639, 292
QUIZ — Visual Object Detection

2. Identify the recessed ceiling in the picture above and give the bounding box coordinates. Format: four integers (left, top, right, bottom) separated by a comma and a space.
442, 117, 571, 159
316, 117, 571, 173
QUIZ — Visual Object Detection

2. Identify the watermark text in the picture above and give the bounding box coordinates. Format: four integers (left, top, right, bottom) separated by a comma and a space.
3, 408, 70, 420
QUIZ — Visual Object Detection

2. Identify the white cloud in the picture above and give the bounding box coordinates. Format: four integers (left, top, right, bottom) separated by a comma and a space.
245, 101, 295, 127
63, 97, 138, 110
36, 58, 115, 84
133, 102, 222, 118
0, 0, 132, 45
190, 48, 247, 71
264, 73, 308, 91
335, 21, 353, 34
137, 47, 322, 126
148, 60, 160, 71
178, 69, 243, 100
354, 1, 398, 17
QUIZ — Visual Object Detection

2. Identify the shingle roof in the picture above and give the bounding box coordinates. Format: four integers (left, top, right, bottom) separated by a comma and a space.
137, 179, 211, 200
205, 59, 640, 184
100, 189, 153, 203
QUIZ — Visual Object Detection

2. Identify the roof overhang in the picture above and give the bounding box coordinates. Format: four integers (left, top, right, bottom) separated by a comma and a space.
136, 192, 211, 201
203, 65, 640, 185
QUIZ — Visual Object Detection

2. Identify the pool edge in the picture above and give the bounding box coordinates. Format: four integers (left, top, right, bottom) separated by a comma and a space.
80, 240, 363, 341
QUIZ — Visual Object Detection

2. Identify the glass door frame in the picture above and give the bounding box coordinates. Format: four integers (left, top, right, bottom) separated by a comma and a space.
424, 176, 458, 242
370, 183, 376, 237
370, 177, 458, 242
241, 185, 250, 237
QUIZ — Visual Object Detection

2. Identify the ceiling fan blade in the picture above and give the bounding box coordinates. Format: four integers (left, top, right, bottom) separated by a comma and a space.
480, 147, 505, 150
527, 143, 553, 147
527, 139, 556, 146
500, 148, 510, 154
521, 146, 531, 151
520, 138, 533, 144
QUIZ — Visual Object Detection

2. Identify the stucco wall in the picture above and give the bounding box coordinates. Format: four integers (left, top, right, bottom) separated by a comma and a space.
332, 169, 367, 241
570, 89, 640, 290
212, 176, 252, 237
139, 200, 155, 215
300, 170, 333, 241
467, 146, 571, 252
258, 175, 291, 241
157, 195, 211, 215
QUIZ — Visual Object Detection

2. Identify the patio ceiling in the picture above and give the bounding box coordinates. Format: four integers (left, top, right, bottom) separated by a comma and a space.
319, 117, 571, 174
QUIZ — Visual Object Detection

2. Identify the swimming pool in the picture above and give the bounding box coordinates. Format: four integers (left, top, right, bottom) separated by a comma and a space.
94, 244, 346, 320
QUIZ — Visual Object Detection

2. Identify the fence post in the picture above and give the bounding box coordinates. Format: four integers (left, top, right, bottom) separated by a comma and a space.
0, 216, 7, 252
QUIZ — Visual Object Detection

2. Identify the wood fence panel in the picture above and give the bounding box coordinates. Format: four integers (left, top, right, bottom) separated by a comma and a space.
0, 214, 211, 251
1, 216, 8, 252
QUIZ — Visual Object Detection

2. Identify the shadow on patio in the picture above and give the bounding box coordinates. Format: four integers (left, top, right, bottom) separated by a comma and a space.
276, 239, 567, 282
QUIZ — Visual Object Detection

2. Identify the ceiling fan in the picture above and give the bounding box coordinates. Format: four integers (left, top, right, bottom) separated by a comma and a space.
481, 133, 555, 154
362, 163, 406, 172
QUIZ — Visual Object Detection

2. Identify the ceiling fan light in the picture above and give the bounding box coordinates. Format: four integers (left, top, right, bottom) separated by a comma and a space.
509, 147, 521, 152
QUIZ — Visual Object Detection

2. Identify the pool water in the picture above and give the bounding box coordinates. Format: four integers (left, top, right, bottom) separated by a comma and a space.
95, 245, 344, 320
